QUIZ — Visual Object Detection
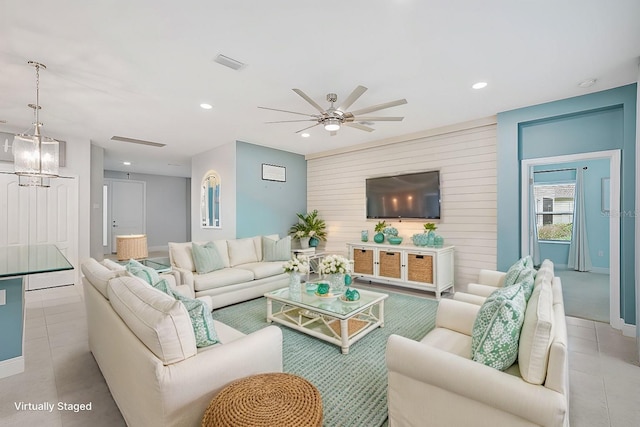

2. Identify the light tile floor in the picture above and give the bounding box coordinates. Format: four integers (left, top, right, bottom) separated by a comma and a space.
1, 283, 639, 426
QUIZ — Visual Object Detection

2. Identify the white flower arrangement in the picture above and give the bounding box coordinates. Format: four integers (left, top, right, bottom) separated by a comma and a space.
294, 230, 306, 238
283, 255, 309, 274
318, 254, 351, 275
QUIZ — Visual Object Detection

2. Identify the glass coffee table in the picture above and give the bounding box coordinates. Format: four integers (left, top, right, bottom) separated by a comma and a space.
265, 286, 388, 354
117, 257, 171, 273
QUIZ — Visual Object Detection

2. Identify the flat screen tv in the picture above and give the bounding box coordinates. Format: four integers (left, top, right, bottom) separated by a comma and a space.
366, 171, 441, 219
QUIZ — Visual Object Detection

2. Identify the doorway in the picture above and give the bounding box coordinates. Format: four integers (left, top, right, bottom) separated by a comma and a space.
521, 150, 621, 328
104, 179, 146, 255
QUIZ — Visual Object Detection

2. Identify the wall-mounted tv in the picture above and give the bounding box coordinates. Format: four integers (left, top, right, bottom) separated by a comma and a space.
366, 171, 441, 219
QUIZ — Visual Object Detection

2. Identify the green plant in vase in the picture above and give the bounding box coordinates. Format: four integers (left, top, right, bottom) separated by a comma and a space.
289, 209, 327, 248
423, 222, 437, 247
373, 220, 387, 243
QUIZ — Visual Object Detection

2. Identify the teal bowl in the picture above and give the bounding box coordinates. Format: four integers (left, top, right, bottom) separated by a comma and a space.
388, 236, 403, 245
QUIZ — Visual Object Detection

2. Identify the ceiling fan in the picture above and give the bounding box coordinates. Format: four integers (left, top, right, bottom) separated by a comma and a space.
259, 85, 407, 135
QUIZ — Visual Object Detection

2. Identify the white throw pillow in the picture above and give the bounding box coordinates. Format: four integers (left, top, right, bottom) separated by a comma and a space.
81, 258, 125, 299
519, 281, 555, 384
169, 242, 197, 272
107, 276, 197, 365
227, 238, 259, 266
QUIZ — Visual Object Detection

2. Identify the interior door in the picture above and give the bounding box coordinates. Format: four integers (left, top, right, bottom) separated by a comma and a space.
0, 174, 78, 290
106, 179, 146, 254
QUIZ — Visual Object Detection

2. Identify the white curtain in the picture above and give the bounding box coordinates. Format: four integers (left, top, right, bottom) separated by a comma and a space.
568, 168, 592, 271
529, 168, 541, 266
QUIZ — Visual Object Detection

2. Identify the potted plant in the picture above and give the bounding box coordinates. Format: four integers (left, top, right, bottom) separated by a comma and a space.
423, 222, 437, 247
423, 223, 437, 233
373, 220, 387, 243
289, 210, 327, 248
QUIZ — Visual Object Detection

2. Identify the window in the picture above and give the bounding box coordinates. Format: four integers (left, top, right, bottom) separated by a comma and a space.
533, 184, 575, 241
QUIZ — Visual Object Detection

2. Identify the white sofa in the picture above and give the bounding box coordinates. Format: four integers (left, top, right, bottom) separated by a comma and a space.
386, 260, 569, 427
81, 258, 283, 427
169, 235, 289, 309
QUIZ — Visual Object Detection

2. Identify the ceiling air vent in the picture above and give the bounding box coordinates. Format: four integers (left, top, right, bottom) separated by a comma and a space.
214, 54, 245, 71
111, 136, 165, 147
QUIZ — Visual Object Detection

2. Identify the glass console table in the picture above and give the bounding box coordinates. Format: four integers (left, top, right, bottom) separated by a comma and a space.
0, 244, 73, 379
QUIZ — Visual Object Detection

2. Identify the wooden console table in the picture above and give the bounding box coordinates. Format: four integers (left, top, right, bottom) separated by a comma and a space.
347, 242, 454, 299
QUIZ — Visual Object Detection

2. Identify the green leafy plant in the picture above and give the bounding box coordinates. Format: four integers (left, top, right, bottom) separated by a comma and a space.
374, 220, 388, 233
288, 210, 327, 240
423, 222, 437, 232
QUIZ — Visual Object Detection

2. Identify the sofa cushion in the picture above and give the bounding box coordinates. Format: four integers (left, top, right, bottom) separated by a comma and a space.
234, 261, 286, 280
107, 276, 197, 365
262, 236, 291, 262
227, 238, 259, 266
81, 258, 126, 299
192, 242, 226, 274
193, 268, 255, 292
169, 241, 197, 272
471, 282, 527, 370
101, 258, 126, 271
519, 280, 555, 384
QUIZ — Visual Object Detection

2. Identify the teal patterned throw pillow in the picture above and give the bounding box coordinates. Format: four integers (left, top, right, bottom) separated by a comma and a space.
126, 259, 160, 285
502, 258, 526, 287
471, 282, 527, 370
192, 242, 225, 274
173, 292, 219, 347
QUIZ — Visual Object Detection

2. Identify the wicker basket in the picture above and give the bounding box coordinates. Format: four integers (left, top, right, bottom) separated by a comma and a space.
407, 253, 434, 283
116, 234, 148, 261
353, 249, 374, 275
201, 373, 323, 427
379, 251, 401, 278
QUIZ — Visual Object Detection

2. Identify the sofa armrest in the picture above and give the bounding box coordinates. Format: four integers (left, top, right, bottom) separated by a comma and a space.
386, 335, 566, 427
172, 266, 194, 288
477, 269, 506, 287
158, 326, 283, 425
435, 299, 481, 336
453, 292, 487, 306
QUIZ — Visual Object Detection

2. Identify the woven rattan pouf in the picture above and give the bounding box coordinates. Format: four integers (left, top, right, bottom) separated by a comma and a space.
202, 373, 323, 427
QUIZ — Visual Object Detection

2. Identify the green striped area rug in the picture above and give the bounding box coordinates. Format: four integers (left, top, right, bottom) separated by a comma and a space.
212, 287, 438, 427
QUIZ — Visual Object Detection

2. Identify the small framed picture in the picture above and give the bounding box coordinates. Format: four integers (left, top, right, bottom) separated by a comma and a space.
262, 164, 286, 182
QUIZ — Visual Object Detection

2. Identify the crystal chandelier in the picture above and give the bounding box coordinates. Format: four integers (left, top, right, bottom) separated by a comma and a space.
13, 61, 60, 187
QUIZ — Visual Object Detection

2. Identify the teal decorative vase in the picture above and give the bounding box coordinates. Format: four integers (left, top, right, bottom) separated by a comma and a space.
309, 237, 320, 247
344, 274, 352, 286
316, 282, 330, 295
344, 288, 360, 301
374, 232, 385, 243
426, 230, 435, 247
361, 230, 369, 242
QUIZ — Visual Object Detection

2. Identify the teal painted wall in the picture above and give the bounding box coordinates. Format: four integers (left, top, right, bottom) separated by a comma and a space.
534, 159, 610, 270
0, 277, 24, 360
236, 141, 307, 238
497, 84, 637, 325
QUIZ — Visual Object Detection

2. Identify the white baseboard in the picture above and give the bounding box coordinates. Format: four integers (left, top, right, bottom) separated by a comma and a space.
620, 320, 636, 338
0, 356, 24, 379
148, 245, 169, 254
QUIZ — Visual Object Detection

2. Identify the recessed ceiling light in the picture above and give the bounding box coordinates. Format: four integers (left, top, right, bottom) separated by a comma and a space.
123, 161, 131, 166
200, 103, 213, 110
472, 82, 488, 90
578, 78, 597, 88
301, 133, 310, 138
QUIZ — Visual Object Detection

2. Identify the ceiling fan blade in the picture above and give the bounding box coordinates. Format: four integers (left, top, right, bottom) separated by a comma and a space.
350, 99, 408, 116
292, 89, 326, 114
295, 123, 321, 133
344, 123, 375, 132
265, 119, 317, 124
338, 85, 367, 112
258, 106, 316, 117
352, 116, 404, 122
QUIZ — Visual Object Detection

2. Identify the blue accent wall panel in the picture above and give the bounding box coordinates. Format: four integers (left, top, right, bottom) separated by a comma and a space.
0, 278, 24, 360
235, 141, 307, 238
497, 83, 637, 324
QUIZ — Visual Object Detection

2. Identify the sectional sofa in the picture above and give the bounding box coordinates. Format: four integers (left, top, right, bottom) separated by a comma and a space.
80, 258, 283, 427
168, 235, 290, 309
386, 260, 568, 427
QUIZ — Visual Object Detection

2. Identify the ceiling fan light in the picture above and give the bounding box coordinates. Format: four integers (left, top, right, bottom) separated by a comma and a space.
324, 118, 341, 131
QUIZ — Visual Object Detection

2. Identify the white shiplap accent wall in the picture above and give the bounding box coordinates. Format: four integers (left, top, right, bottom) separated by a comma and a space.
307, 121, 497, 286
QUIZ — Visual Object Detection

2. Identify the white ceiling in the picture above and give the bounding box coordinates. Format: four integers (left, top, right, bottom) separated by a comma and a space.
1, 1, 639, 178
